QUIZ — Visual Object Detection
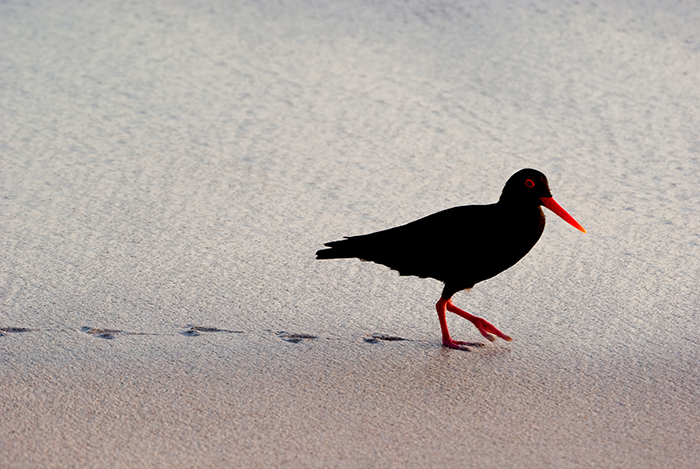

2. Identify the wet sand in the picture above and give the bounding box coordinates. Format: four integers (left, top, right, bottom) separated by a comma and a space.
2, 1, 700, 467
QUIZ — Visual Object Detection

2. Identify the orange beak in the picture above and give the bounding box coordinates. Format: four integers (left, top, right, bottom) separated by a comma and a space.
540, 197, 586, 233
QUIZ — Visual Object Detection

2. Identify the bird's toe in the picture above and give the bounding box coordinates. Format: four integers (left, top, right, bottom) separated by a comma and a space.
442, 339, 475, 351
454, 340, 486, 347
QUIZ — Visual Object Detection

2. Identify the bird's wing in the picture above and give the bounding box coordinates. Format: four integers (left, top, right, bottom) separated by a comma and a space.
320, 205, 501, 282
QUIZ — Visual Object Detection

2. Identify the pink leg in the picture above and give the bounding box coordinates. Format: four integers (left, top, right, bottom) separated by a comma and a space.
445, 299, 512, 342
436, 298, 484, 350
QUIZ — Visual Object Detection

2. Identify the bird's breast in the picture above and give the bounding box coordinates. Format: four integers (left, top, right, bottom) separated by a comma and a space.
448, 206, 545, 284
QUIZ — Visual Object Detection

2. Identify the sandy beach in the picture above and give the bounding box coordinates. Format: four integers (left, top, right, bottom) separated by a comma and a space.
2, 1, 700, 467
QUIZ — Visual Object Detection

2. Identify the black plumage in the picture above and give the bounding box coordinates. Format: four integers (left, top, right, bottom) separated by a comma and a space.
317, 168, 585, 349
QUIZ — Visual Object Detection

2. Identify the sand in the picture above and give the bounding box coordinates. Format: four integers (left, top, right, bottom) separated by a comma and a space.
2, 0, 700, 467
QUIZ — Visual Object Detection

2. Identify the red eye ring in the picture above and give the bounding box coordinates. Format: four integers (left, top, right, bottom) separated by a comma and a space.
525, 179, 535, 188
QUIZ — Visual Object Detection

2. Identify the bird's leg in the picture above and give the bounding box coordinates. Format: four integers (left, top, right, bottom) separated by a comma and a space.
436, 298, 481, 350
445, 299, 512, 342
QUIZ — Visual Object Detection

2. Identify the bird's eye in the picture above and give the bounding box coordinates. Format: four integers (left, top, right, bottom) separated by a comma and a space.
525, 179, 535, 188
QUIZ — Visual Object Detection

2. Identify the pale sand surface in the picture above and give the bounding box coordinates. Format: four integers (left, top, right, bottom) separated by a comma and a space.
2, 1, 700, 467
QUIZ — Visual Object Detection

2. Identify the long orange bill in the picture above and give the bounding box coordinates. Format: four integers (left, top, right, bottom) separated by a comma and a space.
540, 197, 586, 233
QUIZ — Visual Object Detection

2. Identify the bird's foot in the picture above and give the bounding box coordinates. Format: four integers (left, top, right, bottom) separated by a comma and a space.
442, 339, 485, 350
470, 316, 512, 342
444, 300, 512, 342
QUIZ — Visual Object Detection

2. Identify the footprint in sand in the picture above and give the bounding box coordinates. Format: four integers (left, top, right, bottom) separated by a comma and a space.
363, 333, 407, 344
81, 327, 121, 339
0, 327, 33, 337
180, 325, 243, 337
277, 331, 318, 343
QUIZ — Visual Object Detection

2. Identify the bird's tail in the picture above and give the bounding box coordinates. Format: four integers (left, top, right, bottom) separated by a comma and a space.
315, 239, 357, 260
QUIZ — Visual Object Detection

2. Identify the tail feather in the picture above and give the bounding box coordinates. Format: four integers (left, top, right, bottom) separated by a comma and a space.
316, 238, 356, 259
317, 232, 440, 279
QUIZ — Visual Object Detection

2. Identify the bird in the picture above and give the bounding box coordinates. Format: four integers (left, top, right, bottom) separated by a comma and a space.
316, 168, 586, 350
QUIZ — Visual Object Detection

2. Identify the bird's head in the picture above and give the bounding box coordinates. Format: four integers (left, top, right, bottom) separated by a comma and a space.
500, 168, 552, 201
500, 168, 586, 233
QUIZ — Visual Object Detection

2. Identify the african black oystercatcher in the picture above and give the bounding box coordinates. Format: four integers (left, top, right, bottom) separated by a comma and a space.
316, 169, 586, 350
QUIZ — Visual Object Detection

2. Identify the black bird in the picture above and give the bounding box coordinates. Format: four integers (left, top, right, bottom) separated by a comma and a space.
316, 168, 586, 349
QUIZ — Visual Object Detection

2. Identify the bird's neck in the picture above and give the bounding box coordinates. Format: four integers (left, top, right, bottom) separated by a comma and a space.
497, 200, 546, 234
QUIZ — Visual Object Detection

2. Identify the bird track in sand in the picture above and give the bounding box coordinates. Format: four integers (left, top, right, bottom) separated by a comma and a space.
0, 327, 498, 350
0, 326, 436, 346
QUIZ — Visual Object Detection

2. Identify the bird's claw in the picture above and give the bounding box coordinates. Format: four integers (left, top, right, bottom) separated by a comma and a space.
442, 339, 472, 350
443, 299, 512, 342
442, 339, 486, 350
472, 317, 512, 342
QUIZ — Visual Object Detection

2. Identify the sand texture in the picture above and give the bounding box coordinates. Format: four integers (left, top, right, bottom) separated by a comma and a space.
2, 1, 700, 467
